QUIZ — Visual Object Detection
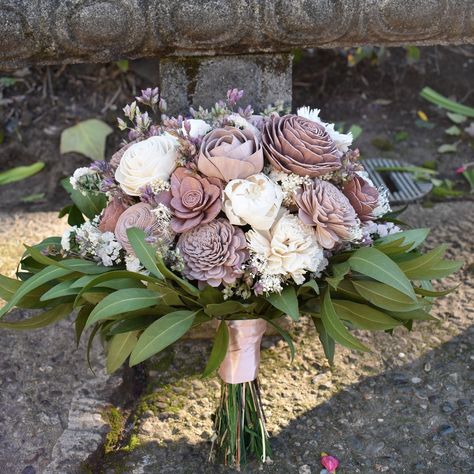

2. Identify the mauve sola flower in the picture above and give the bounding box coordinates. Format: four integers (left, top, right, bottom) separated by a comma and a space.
343, 175, 379, 222
177, 218, 248, 287
98, 198, 127, 233
262, 114, 342, 178
198, 126, 264, 182
163, 167, 222, 233
295, 179, 359, 249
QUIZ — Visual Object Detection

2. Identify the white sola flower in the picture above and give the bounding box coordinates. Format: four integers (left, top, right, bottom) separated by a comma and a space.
297, 106, 353, 153
247, 210, 327, 285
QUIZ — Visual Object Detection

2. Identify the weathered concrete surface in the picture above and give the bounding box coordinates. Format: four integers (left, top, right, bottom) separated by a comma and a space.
1, 0, 474, 70
160, 54, 292, 114
0, 212, 120, 474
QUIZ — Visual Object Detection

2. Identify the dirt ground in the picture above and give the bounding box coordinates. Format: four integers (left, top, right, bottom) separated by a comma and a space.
0, 47, 473, 474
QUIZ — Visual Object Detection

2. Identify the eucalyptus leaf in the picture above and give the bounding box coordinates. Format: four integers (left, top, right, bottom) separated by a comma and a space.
76, 305, 93, 346
352, 280, 421, 312
205, 301, 257, 317
386, 308, 436, 321
106, 331, 139, 373
332, 300, 401, 330
312, 317, 335, 365
61, 178, 107, 220
108, 315, 157, 335
349, 247, 416, 299
397, 245, 447, 279
85, 288, 160, 328
266, 286, 299, 321
0, 303, 73, 330
326, 261, 351, 289
202, 321, 229, 378
129, 310, 198, 366
320, 290, 369, 352
60, 118, 113, 161
374, 228, 430, 252
126, 228, 164, 280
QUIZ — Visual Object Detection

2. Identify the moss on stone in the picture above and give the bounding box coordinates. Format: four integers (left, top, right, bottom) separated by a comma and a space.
102, 406, 125, 454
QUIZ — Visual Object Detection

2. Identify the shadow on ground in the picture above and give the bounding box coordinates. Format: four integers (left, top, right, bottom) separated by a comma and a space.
99, 323, 473, 474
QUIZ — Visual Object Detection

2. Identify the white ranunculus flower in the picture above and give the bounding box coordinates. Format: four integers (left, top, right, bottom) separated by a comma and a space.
182, 119, 212, 138
297, 106, 353, 153
247, 210, 326, 284
223, 173, 283, 230
115, 134, 178, 196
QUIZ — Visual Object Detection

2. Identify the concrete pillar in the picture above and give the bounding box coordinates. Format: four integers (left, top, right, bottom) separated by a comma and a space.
159, 53, 293, 115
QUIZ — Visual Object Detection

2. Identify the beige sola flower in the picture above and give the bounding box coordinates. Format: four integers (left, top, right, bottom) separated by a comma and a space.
295, 179, 359, 249
177, 218, 248, 287
198, 126, 263, 182
262, 114, 342, 177
247, 210, 326, 285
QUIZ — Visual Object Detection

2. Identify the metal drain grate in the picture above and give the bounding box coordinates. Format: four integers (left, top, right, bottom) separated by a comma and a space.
363, 158, 432, 205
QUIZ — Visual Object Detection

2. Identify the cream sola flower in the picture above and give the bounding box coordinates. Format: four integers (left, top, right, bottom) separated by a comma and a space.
246, 210, 327, 286
297, 106, 353, 153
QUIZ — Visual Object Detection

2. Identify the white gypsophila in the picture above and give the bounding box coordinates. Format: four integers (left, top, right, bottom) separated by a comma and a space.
115, 134, 178, 196
151, 203, 174, 242
226, 113, 261, 138
356, 171, 391, 218
61, 228, 75, 251
268, 167, 311, 207
125, 254, 147, 274
223, 173, 283, 230
247, 210, 327, 285
70, 167, 96, 190
362, 220, 401, 239
148, 178, 171, 194
182, 119, 212, 138
297, 106, 353, 153
258, 274, 284, 294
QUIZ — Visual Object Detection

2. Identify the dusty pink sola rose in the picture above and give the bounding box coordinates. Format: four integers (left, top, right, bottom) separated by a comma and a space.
164, 167, 222, 233
177, 218, 248, 287
343, 175, 379, 222
114, 202, 163, 253
295, 179, 359, 249
98, 198, 127, 233
262, 115, 342, 177
198, 126, 263, 182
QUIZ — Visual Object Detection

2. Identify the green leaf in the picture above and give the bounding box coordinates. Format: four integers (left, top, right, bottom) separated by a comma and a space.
198, 285, 224, 305
85, 288, 160, 328
438, 143, 457, 154
61, 178, 107, 220
60, 118, 113, 161
108, 315, 157, 335
202, 321, 229, 378
348, 124, 363, 141
446, 112, 467, 124
420, 87, 474, 118
0, 162, 45, 186
326, 261, 351, 289
320, 289, 369, 352
129, 310, 197, 366
332, 300, 401, 330
445, 125, 462, 136
266, 318, 295, 362
349, 247, 416, 299
424, 259, 464, 279
0, 265, 72, 318
75, 305, 93, 345
40, 280, 81, 301
106, 331, 139, 373
414, 284, 459, 297
331, 279, 365, 303
297, 279, 319, 296
156, 254, 199, 297
374, 228, 430, 252
266, 286, 299, 321
352, 280, 421, 312
204, 301, 256, 317
312, 317, 335, 365
0, 303, 73, 330
397, 245, 447, 279
386, 308, 436, 321
0, 274, 50, 308
126, 228, 164, 280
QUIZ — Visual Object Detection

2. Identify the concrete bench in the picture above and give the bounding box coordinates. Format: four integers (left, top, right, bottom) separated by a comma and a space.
1, 0, 473, 112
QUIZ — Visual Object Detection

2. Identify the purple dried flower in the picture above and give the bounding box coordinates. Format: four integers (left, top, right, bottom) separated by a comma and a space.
227, 88, 244, 107
136, 87, 160, 107
100, 177, 117, 193
90, 160, 110, 174
238, 104, 254, 119
128, 129, 141, 141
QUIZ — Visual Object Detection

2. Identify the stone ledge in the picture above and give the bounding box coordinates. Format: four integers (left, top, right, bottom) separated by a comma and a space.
1, 0, 474, 69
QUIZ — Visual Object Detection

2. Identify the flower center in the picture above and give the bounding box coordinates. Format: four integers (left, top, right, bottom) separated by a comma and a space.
182, 190, 202, 208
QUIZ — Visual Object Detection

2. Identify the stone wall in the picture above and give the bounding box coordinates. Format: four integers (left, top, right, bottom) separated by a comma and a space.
1, 0, 474, 70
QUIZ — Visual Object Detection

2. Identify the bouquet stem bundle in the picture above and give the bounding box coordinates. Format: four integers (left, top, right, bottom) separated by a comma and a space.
211, 379, 271, 469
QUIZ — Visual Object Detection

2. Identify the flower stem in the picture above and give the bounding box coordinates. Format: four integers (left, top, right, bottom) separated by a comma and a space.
210, 378, 272, 470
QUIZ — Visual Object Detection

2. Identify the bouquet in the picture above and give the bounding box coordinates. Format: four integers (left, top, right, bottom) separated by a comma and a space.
0, 87, 462, 470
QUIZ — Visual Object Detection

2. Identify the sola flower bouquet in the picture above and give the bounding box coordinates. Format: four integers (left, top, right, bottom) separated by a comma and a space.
0, 87, 462, 469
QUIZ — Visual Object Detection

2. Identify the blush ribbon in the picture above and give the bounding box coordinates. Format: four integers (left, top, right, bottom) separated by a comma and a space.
218, 319, 267, 384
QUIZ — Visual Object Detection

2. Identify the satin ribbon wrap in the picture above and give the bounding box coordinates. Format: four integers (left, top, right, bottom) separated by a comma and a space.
218, 319, 267, 384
